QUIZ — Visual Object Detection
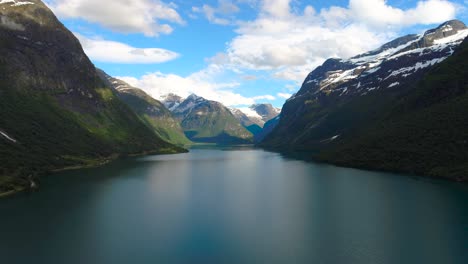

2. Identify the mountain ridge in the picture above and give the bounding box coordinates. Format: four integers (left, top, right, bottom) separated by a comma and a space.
97, 70, 192, 146
261, 20, 468, 181
162, 93, 254, 144
0, 0, 184, 194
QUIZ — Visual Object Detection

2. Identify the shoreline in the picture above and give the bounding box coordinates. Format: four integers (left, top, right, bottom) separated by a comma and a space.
258, 146, 468, 183
0, 187, 26, 198
0, 147, 188, 199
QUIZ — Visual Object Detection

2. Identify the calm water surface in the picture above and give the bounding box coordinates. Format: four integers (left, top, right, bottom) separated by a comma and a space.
1, 147, 467, 264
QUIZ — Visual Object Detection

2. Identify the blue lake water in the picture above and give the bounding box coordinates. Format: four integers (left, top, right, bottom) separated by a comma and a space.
1, 147, 467, 264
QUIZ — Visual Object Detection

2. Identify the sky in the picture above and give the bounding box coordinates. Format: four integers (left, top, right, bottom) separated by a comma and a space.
43, 0, 468, 108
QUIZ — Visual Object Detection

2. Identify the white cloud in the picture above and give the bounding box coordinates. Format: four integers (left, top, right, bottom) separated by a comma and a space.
252, 95, 276, 100
403, 0, 457, 25
284, 84, 297, 91
277, 93, 292, 99
192, 0, 240, 25
261, 0, 291, 18
348, 0, 456, 27
117, 65, 258, 106
211, 0, 458, 83
272, 66, 317, 84
75, 34, 179, 64
46, 0, 184, 36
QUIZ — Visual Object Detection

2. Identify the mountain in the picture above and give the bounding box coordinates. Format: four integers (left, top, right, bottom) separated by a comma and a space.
229, 104, 281, 142
231, 104, 281, 128
160, 93, 184, 111
250, 104, 281, 125
163, 94, 253, 144
254, 116, 280, 143
229, 108, 263, 135
261, 20, 468, 181
97, 71, 191, 146
0, 0, 183, 194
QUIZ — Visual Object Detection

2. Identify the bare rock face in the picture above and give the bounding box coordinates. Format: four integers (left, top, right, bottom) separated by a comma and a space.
419, 20, 467, 47
0, 0, 100, 108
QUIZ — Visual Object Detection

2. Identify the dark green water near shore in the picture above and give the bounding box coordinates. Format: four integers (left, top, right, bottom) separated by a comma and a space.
1, 147, 467, 264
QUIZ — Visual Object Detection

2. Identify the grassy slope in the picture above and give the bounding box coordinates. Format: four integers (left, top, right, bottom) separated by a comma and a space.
0, 82, 183, 192
0, 1, 184, 193
115, 88, 192, 146
181, 103, 253, 144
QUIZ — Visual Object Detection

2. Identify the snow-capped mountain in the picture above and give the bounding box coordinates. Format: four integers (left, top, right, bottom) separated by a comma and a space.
261, 20, 468, 180
160, 93, 184, 112
230, 104, 281, 128
263, 20, 468, 145
293, 20, 467, 100
171, 94, 208, 119
250, 104, 281, 124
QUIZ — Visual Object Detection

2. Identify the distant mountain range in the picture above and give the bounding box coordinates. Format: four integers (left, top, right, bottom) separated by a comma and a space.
261, 20, 468, 181
229, 104, 280, 136
158, 93, 281, 144
161, 94, 252, 144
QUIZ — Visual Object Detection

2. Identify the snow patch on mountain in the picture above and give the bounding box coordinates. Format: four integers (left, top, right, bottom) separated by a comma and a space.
0, 0, 34, 7
160, 93, 184, 111
174, 94, 205, 113
301, 21, 468, 97
0, 130, 17, 143
434, 29, 468, 45
238, 107, 262, 119
385, 57, 449, 80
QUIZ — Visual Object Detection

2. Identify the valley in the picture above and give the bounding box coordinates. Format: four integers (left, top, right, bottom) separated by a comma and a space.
1, 1, 468, 263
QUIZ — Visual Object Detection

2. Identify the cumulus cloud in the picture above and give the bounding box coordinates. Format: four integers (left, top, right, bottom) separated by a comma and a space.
75, 34, 179, 64
192, 0, 240, 25
349, 0, 457, 27
253, 95, 276, 100
46, 0, 184, 36
277, 93, 293, 99
212, 0, 458, 83
117, 65, 258, 106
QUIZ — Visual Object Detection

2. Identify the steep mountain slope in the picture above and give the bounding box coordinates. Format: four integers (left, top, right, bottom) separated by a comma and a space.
250, 104, 281, 125
319, 37, 468, 181
98, 71, 191, 146
254, 116, 280, 143
229, 108, 263, 135
167, 94, 253, 144
261, 20, 468, 180
0, 0, 182, 193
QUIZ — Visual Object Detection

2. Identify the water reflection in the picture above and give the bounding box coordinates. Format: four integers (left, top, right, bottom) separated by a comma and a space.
0, 148, 467, 264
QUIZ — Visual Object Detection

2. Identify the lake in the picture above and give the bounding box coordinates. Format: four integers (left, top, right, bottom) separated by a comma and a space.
1, 147, 467, 264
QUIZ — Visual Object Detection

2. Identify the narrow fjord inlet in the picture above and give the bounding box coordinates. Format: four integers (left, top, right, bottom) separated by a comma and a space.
1, 0, 468, 263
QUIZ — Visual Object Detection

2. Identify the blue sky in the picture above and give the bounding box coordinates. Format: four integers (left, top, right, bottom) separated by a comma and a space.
44, 0, 468, 108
